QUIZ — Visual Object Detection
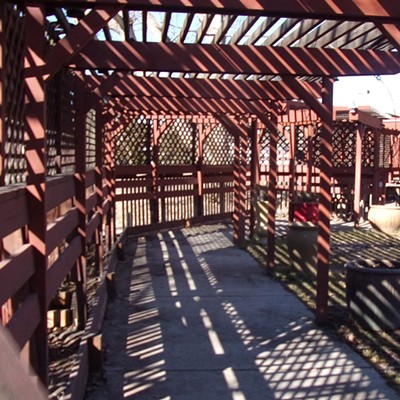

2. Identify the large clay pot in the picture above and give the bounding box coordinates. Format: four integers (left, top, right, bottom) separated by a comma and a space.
368, 205, 400, 236
287, 222, 318, 275
345, 259, 400, 331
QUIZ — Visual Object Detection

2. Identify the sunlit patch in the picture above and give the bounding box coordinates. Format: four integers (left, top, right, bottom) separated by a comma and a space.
223, 367, 246, 400
200, 308, 225, 355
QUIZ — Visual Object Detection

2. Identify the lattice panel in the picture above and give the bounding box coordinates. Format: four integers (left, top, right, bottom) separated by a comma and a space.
332, 121, 356, 167
295, 125, 307, 164
46, 74, 58, 176
116, 115, 151, 166
392, 136, 400, 169
379, 133, 392, 168
203, 124, 234, 165
312, 125, 322, 167
246, 136, 252, 165
86, 109, 96, 170
260, 129, 270, 165
60, 71, 76, 173
3, 5, 26, 184
159, 119, 197, 165
278, 129, 290, 166
362, 127, 375, 167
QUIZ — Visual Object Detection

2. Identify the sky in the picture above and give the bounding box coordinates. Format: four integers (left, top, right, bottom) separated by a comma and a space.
333, 74, 400, 117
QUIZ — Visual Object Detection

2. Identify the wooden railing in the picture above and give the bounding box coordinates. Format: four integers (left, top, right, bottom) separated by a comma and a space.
0, 167, 115, 389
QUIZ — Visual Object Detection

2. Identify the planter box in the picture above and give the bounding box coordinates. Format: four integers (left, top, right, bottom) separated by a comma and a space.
345, 259, 400, 331
287, 222, 318, 275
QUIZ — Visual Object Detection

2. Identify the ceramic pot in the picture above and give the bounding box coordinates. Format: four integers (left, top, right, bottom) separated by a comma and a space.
368, 205, 400, 236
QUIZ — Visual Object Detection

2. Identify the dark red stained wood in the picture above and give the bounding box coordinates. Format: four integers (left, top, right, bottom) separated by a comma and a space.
257, 107, 279, 272
6, 293, 40, 350
376, 23, 400, 50
107, 75, 321, 102
157, 177, 198, 186
17, 0, 400, 22
0, 3, 5, 185
46, 236, 82, 305
103, 199, 110, 215
86, 213, 101, 241
0, 244, 34, 306
24, 5, 48, 385
218, 115, 248, 245
158, 165, 197, 174
0, 186, 29, 238
353, 124, 364, 227
46, 209, 79, 255
44, 6, 122, 79
203, 187, 234, 195
115, 165, 152, 177
86, 169, 96, 187
70, 41, 400, 76
315, 77, 334, 325
116, 179, 152, 189
156, 189, 197, 199
0, 325, 47, 400
203, 175, 234, 184
46, 175, 75, 212
112, 95, 265, 116
86, 191, 98, 213
249, 120, 260, 238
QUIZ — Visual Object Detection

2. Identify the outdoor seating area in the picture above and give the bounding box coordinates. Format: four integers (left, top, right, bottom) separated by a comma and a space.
1, 1, 400, 399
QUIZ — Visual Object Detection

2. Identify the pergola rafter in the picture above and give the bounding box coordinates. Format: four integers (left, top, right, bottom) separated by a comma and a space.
69, 41, 400, 76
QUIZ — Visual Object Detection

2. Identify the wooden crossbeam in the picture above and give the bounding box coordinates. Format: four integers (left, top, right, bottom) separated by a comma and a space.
15, 1, 400, 23
102, 75, 321, 101
110, 95, 264, 115
44, 6, 122, 79
70, 41, 400, 76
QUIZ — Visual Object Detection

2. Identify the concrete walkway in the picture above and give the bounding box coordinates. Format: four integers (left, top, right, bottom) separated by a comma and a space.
85, 223, 399, 400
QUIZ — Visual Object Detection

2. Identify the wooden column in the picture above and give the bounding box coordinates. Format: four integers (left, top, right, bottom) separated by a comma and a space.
103, 113, 115, 250
354, 123, 365, 228
249, 119, 260, 238
0, 3, 5, 185
257, 104, 279, 272
73, 82, 87, 330
289, 122, 297, 200
196, 120, 205, 218
372, 128, 381, 204
315, 77, 334, 325
95, 105, 104, 274
24, 5, 48, 385
151, 117, 160, 224
219, 115, 248, 246
306, 124, 314, 192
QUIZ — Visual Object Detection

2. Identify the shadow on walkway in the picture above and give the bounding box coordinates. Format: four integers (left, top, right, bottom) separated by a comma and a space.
85, 222, 397, 400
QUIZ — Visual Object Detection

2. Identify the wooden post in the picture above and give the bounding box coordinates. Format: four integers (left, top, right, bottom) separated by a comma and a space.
73, 81, 88, 330
354, 123, 364, 228
306, 124, 314, 192
256, 104, 279, 272
289, 122, 297, 195
196, 120, 204, 218
95, 105, 104, 274
151, 117, 160, 224
219, 115, 248, 246
103, 113, 114, 250
315, 77, 334, 325
249, 119, 260, 238
0, 3, 5, 186
372, 128, 381, 204
24, 5, 48, 386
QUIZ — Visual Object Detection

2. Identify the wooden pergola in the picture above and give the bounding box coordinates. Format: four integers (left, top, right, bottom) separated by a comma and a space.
1, 1, 400, 395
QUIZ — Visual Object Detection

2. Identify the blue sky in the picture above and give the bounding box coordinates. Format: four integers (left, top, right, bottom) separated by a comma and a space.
333, 74, 400, 117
